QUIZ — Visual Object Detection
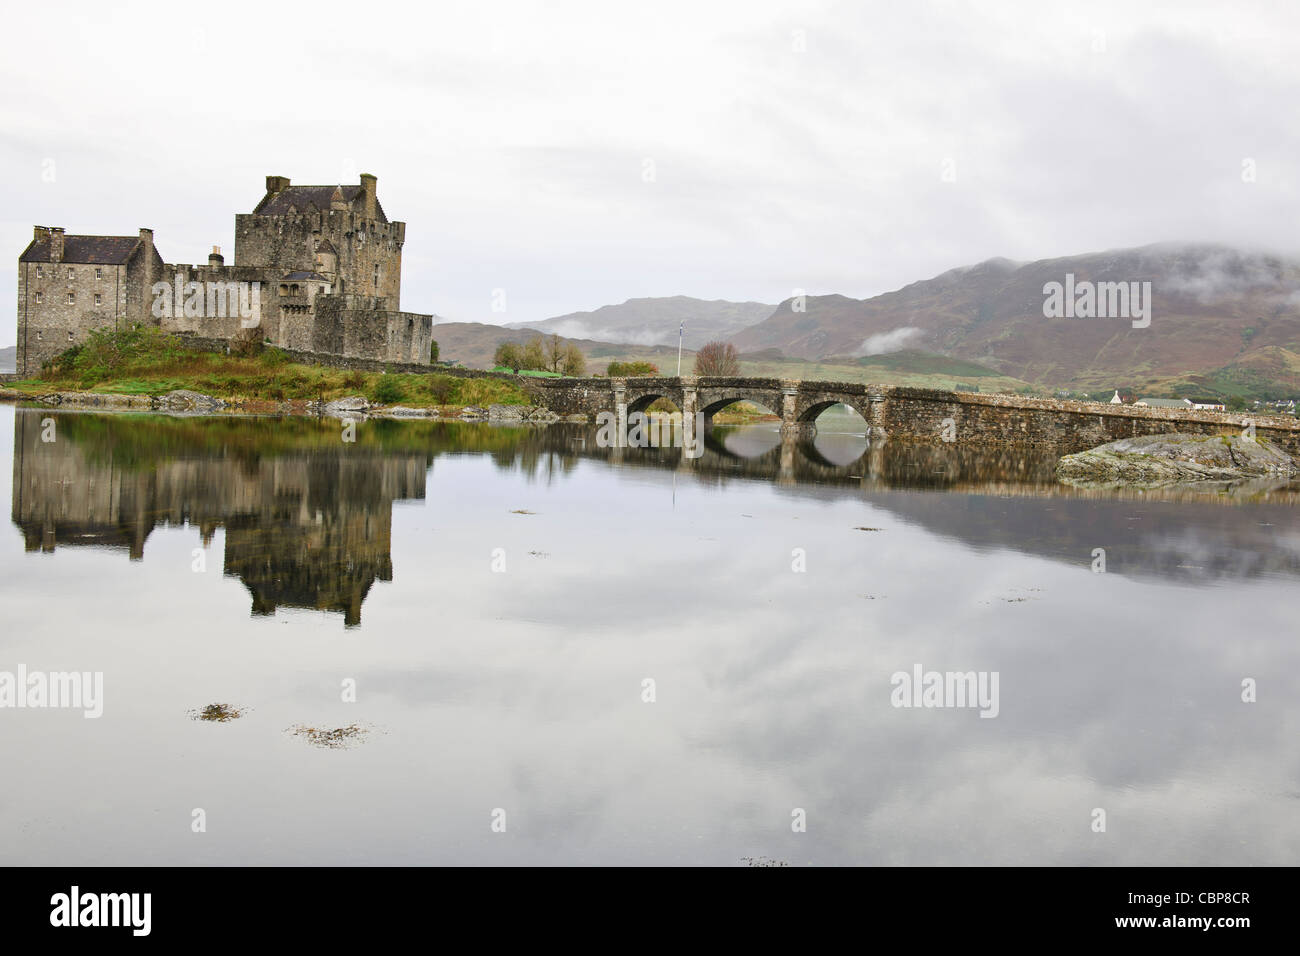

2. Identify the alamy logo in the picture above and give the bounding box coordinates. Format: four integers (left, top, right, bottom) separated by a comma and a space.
152, 273, 261, 327
890, 664, 999, 718
1042, 273, 1151, 328
0, 665, 103, 718
50, 886, 150, 936
595, 410, 704, 458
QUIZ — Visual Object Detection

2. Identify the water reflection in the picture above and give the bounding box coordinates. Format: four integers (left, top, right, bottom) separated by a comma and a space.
3, 405, 1299, 867
10, 409, 1300, 629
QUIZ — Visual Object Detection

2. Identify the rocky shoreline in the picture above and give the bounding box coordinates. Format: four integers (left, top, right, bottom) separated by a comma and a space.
0, 387, 589, 423
1057, 433, 1299, 488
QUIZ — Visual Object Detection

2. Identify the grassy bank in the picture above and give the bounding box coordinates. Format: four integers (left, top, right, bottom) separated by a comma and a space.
5, 327, 530, 409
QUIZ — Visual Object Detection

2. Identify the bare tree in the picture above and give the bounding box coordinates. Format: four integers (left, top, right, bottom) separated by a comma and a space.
694, 340, 740, 376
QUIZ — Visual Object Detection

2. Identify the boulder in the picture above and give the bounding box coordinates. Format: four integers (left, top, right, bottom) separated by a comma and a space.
157, 389, 225, 411
488, 404, 527, 421
460, 405, 487, 419
310, 395, 371, 416
1057, 433, 1298, 485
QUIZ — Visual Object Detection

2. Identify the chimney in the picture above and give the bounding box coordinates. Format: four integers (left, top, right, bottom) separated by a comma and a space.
208, 245, 224, 268
359, 173, 377, 220
49, 227, 65, 263
33, 225, 50, 242
138, 228, 156, 289
266, 175, 290, 195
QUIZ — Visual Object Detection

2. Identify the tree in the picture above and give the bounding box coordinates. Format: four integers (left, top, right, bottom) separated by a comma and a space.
494, 341, 522, 371
521, 336, 547, 372
694, 340, 740, 377
561, 344, 586, 376
544, 333, 568, 373
429, 340, 439, 363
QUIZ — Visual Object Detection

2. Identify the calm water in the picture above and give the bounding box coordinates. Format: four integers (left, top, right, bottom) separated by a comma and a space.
1, 404, 1297, 866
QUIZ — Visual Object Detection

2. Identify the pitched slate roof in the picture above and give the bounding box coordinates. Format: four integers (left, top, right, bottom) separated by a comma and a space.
20, 235, 140, 265
254, 185, 388, 223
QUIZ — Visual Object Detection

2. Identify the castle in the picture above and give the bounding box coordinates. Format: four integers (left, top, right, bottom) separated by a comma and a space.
14, 174, 434, 376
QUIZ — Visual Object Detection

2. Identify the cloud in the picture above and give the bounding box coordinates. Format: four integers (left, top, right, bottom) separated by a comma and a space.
528, 320, 669, 347
854, 326, 925, 356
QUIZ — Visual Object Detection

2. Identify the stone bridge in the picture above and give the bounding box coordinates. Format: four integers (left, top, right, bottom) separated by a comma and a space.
522, 376, 1300, 455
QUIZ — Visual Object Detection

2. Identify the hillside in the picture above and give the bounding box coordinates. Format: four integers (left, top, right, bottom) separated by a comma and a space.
512, 296, 774, 350
432, 321, 686, 371
732, 244, 1300, 397
0, 345, 14, 373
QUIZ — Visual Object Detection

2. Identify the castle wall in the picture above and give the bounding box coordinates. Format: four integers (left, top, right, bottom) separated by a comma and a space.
313, 294, 432, 365
15, 260, 130, 375
157, 264, 275, 341
234, 209, 404, 304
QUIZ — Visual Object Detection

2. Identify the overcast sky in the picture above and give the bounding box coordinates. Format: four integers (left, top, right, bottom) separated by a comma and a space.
3, 0, 1299, 343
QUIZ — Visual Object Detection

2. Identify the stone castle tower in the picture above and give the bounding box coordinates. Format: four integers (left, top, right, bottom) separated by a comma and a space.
15, 174, 433, 375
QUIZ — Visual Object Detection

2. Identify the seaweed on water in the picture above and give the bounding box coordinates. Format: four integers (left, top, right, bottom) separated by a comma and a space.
286, 723, 374, 749
189, 703, 244, 722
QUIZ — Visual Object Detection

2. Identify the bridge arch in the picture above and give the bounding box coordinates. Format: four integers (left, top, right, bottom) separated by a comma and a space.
697, 387, 785, 422
627, 392, 681, 415
795, 396, 873, 424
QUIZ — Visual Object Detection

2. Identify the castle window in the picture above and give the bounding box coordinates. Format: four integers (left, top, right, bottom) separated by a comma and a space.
36, 331, 43, 341
35, 292, 42, 305
66, 292, 75, 304
68, 331, 74, 341
94, 293, 102, 307
36, 266, 43, 278
95, 268, 102, 280
279, 285, 288, 296
68, 268, 74, 279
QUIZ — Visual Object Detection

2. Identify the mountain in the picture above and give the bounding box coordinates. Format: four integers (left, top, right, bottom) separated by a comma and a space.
732, 244, 1300, 395
430, 322, 686, 371
513, 296, 774, 350
0, 345, 14, 373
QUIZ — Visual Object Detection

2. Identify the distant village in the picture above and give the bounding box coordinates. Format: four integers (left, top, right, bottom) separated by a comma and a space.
1077, 390, 1298, 416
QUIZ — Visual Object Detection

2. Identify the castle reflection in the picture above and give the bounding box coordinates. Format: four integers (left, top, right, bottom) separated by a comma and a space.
10, 410, 428, 626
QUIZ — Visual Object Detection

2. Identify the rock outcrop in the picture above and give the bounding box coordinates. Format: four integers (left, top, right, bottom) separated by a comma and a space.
1057, 433, 1298, 486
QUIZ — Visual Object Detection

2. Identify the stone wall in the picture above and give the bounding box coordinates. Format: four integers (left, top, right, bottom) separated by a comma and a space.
156, 264, 271, 341
880, 386, 1300, 454
16, 260, 131, 375
234, 208, 404, 304
311, 294, 433, 364
168, 333, 532, 385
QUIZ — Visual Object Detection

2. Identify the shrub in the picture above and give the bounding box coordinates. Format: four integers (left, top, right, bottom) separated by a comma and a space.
372, 376, 405, 405
607, 360, 659, 376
